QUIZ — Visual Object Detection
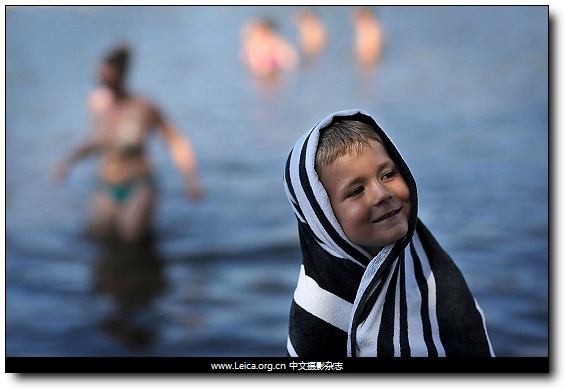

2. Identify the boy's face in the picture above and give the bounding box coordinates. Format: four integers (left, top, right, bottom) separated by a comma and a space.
319, 139, 411, 256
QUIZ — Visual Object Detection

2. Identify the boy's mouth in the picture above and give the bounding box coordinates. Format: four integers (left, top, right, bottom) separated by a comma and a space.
373, 208, 401, 223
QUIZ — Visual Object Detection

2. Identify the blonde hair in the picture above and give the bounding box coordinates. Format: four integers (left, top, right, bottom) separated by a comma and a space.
315, 120, 384, 174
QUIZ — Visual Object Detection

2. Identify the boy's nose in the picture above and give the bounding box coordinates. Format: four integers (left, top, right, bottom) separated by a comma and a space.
370, 181, 392, 205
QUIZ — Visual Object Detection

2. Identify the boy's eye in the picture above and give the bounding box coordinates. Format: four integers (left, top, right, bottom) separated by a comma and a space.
382, 170, 397, 180
347, 186, 364, 198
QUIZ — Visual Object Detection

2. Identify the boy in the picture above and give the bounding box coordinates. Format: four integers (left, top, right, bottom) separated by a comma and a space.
284, 109, 494, 357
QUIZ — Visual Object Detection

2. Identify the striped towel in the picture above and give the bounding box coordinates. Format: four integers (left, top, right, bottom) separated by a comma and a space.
284, 109, 495, 357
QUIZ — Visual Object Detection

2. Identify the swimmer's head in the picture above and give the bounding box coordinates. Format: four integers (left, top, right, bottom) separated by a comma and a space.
98, 45, 131, 89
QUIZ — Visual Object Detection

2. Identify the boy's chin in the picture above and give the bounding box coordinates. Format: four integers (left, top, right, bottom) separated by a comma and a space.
363, 234, 409, 257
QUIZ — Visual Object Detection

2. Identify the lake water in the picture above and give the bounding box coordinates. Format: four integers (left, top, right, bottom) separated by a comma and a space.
5, 5, 548, 358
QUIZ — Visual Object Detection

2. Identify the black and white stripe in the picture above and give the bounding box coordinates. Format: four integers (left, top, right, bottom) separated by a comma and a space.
284, 109, 494, 357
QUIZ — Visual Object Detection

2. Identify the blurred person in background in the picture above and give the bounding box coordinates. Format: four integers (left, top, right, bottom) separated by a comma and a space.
293, 7, 327, 59
239, 16, 299, 81
351, 6, 385, 68
53, 45, 204, 244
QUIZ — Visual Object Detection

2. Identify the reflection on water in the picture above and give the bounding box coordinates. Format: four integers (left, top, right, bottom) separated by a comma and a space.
92, 236, 167, 350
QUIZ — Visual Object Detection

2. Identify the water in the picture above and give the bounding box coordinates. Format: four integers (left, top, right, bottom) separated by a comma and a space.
5, 5, 548, 358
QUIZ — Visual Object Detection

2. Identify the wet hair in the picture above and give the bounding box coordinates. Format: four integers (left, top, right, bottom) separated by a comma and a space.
315, 120, 384, 174
355, 6, 376, 17
256, 16, 278, 32
103, 45, 130, 76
